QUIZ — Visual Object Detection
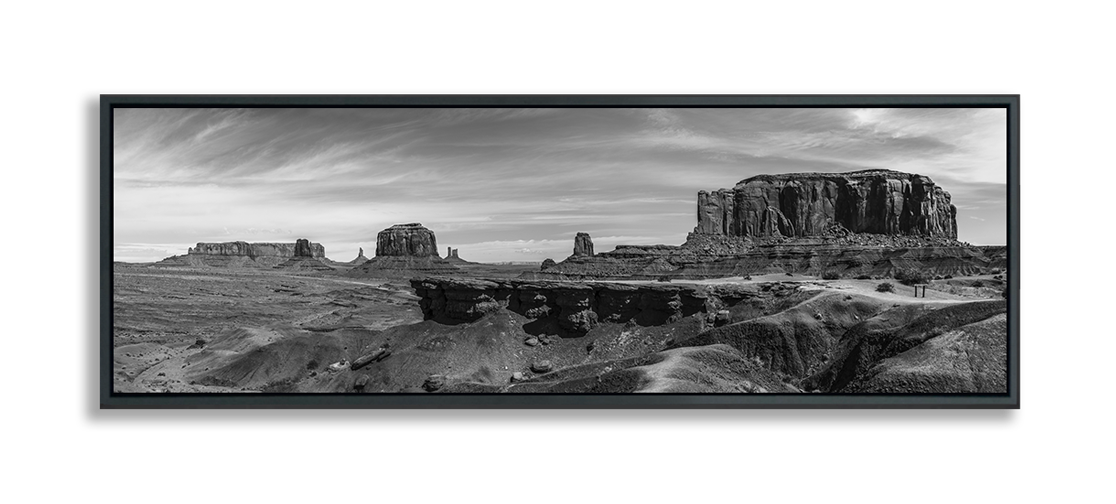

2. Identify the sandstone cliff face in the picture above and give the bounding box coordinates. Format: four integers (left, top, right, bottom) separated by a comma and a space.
411, 278, 762, 336
376, 223, 439, 257
695, 170, 957, 240
294, 238, 314, 257
573, 232, 594, 257
188, 241, 326, 258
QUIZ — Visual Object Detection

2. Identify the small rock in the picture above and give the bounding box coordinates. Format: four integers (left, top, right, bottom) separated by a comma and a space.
423, 375, 446, 392
511, 372, 525, 382
353, 374, 371, 391
530, 360, 553, 373
352, 347, 390, 370
524, 337, 539, 347
714, 310, 731, 327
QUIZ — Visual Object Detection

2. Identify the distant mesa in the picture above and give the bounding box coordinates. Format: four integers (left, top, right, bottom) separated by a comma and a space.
526, 170, 1001, 280
573, 232, 595, 258
293, 238, 315, 257
444, 246, 472, 264
349, 223, 460, 278
188, 240, 326, 258
275, 238, 335, 271
158, 240, 328, 268
695, 169, 957, 240
376, 223, 439, 257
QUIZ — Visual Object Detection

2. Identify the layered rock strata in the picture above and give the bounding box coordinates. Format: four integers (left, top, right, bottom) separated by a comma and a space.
350, 223, 459, 277
159, 240, 328, 267
696, 170, 957, 239
376, 223, 439, 257
529, 243, 1004, 280
573, 232, 595, 257
411, 277, 764, 336
276, 238, 335, 271
187, 241, 326, 258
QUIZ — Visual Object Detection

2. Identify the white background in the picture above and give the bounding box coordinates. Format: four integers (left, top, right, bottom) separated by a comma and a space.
2, 1, 1111, 502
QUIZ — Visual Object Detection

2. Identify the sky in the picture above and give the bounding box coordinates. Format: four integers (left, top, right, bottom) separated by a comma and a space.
113, 107, 1008, 263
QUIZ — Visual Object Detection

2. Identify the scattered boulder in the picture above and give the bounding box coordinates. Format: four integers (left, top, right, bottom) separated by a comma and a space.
352, 347, 391, 370
423, 375, 446, 392
510, 372, 525, 382
531, 360, 553, 373
714, 310, 731, 327
353, 374, 371, 391
327, 360, 350, 372
524, 337, 540, 347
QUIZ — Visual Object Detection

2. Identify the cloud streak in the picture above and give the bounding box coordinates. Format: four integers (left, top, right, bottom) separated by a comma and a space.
114, 107, 1008, 262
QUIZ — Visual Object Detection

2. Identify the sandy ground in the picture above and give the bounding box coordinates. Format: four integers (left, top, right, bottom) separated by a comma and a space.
113, 265, 422, 392
113, 264, 1003, 393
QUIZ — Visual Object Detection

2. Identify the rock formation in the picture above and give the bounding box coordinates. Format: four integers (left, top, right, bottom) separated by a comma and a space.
412, 277, 765, 336
294, 238, 314, 257
346, 247, 369, 266
158, 240, 328, 267
187, 241, 326, 258
527, 170, 997, 280
573, 232, 594, 257
349, 223, 460, 278
276, 238, 335, 271
695, 170, 957, 239
376, 223, 439, 257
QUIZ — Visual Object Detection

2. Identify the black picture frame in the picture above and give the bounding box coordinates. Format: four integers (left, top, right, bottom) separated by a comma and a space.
101, 94, 1020, 409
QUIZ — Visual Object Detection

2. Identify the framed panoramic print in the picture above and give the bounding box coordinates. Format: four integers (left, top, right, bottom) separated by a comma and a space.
101, 95, 1019, 408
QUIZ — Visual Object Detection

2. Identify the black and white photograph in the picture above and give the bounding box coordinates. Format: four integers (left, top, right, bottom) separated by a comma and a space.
110, 103, 1012, 399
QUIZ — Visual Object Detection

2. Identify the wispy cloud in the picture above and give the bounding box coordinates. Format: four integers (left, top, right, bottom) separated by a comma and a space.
114, 108, 1008, 261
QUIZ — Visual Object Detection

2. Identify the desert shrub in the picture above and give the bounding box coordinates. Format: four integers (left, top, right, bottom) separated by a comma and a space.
894, 269, 930, 286
971, 280, 984, 288
876, 282, 895, 293
785, 272, 794, 276
990, 268, 1002, 275
656, 275, 672, 283
855, 274, 872, 280
821, 271, 840, 280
